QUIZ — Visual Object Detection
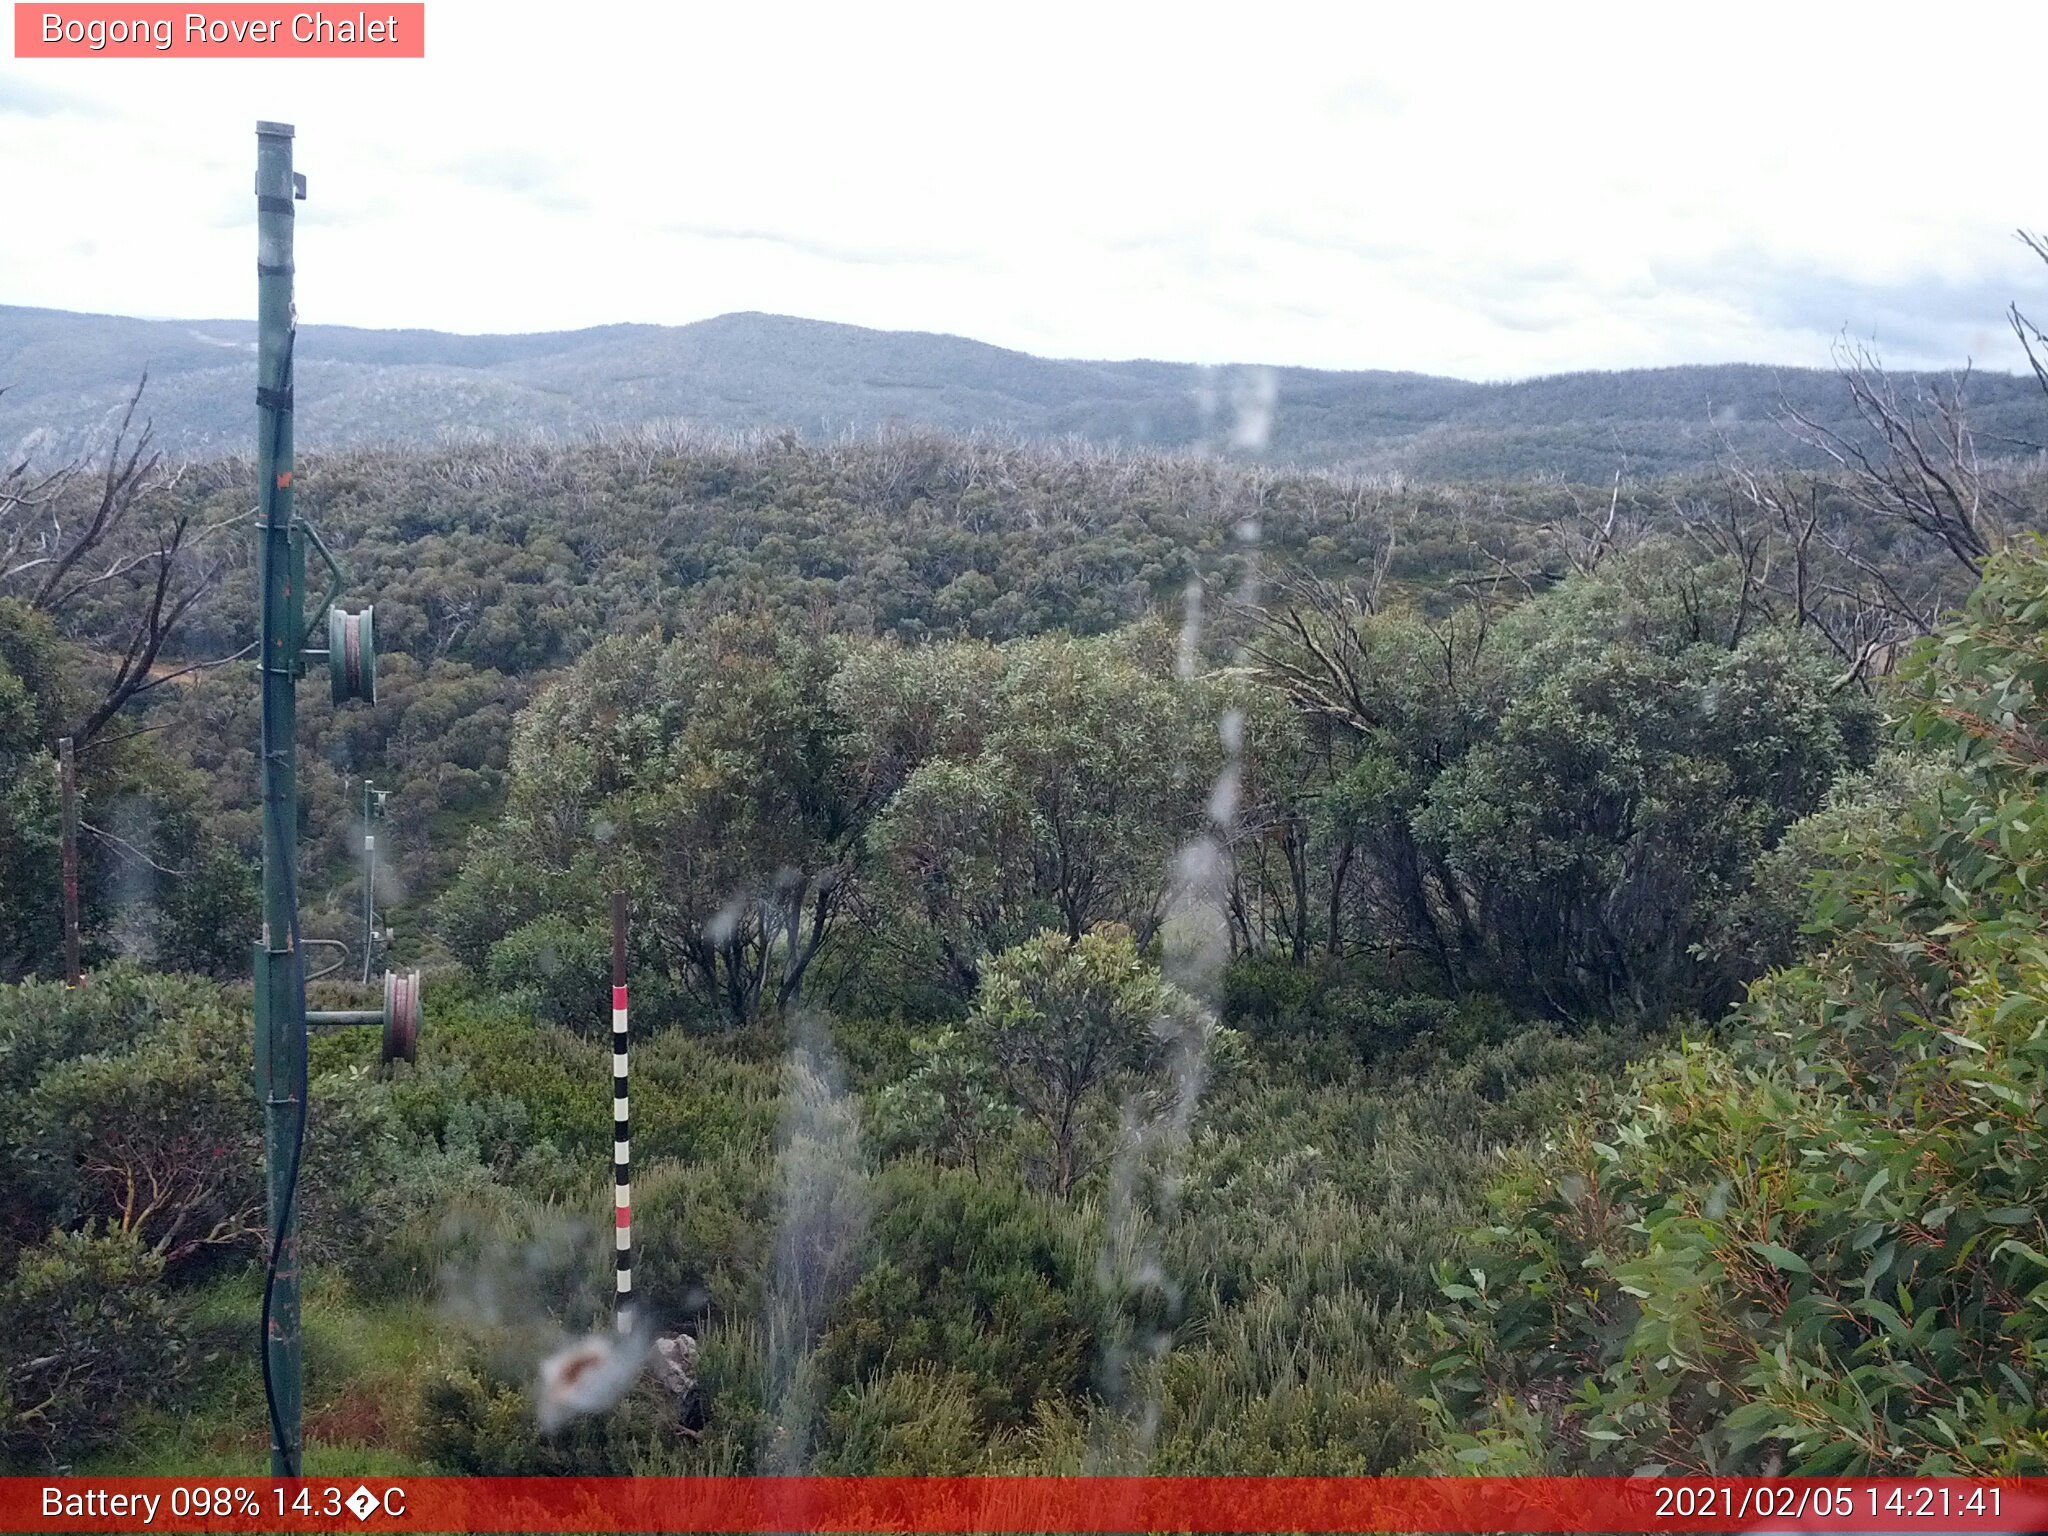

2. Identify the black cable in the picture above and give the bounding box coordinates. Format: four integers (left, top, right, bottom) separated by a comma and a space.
257, 322, 307, 1477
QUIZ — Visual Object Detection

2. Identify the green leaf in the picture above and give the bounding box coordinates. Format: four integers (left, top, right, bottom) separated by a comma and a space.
1746, 1241, 1812, 1274
1994, 1237, 2048, 1270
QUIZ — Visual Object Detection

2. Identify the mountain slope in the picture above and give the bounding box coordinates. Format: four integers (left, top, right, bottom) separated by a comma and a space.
3, 304, 2041, 481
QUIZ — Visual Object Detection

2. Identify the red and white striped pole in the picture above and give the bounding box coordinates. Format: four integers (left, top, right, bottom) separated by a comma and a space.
610, 889, 633, 1332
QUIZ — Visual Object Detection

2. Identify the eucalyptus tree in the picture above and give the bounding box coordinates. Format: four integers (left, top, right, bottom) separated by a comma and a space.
1249, 552, 1877, 1019
445, 618, 862, 1028
860, 628, 1224, 997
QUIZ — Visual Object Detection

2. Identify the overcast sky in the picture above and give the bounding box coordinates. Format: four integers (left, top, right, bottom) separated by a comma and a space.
2, 1, 2044, 379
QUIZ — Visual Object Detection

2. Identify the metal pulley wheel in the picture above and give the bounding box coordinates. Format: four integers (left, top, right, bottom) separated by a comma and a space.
329, 605, 377, 705
381, 968, 421, 1063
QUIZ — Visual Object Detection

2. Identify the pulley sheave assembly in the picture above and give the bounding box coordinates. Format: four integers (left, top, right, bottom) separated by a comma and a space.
287, 519, 376, 703
382, 966, 420, 1062
307, 967, 422, 1064
329, 604, 376, 704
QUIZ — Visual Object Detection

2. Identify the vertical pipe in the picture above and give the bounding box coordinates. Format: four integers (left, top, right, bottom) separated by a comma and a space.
58, 736, 78, 986
254, 118, 303, 1478
612, 889, 632, 1332
361, 778, 375, 984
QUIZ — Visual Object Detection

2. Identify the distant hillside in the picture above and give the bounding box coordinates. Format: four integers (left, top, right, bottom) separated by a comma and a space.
3, 304, 2043, 482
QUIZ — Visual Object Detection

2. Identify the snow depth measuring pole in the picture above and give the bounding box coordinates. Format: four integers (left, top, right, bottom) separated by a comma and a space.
612, 889, 635, 1330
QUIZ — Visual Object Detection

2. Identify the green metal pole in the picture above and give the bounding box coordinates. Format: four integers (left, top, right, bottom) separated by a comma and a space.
253, 118, 304, 1479
58, 735, 78, 986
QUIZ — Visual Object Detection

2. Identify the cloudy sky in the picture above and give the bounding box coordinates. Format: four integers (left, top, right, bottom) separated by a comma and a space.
2, 1, 2043, 378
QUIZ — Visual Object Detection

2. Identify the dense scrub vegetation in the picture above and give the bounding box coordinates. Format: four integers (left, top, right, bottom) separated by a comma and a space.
15, 420, 1975, 962
1430, 546, 2048, 1473
5, 380, 2048, 1473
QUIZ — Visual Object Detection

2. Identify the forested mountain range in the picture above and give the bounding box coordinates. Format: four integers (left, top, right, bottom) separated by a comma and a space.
6, 302, 2045, 481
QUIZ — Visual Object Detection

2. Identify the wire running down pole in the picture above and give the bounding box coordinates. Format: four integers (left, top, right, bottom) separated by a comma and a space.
612, 889, 633, 1332
361, 778, 377, 983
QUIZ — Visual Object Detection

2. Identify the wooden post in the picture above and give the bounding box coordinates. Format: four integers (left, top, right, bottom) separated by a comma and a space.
58, 736, 78, 986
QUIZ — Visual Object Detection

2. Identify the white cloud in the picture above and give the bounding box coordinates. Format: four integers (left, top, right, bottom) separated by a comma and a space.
2, 0, 2044, 376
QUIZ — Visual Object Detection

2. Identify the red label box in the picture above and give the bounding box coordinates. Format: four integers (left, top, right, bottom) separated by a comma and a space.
13, 3, 425, 56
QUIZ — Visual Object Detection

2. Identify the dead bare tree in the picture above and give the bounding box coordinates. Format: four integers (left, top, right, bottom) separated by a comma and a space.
1690, 295, 2048, 688
1550, 467, 1637, 577
0, 376, 246, 750
1447, 470, 1638, 600
1777, 340, 2010, 575
1241, 563, 1397, 733
1686, 229, 2048, 688
1680, 464, 1947, 687
2007, 230, 2048, 425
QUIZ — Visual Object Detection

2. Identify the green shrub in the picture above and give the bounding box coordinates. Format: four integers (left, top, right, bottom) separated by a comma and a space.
150, 836, 260, 979
624, 1153, 774, 1328
410, 1306, 694, 1474
810, 1366, 993, 1472
16, 975, 260, 1269
486, 914, 612, 1034
631, 1030, 782, 1166
0, 964, 227, 1101
869, 1026, 1014, 1176
815, 1165, 1099, 1431
936, 925, 1223, 1195
406, 1000, 607, 1156
1156, 1355, 1424, 1474
1220, 952, 1324, 1029
0, 1225, 189, 1467
1429, 544, 2048, 1474
296, 1065, 573, 1293
1716, 750, 1949, 973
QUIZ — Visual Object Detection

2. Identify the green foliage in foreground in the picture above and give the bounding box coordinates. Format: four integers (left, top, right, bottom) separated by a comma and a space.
2, 1225, 189, 1465
2, 941, 1602, 1473
1431, 542, 2048, 1474
8, 484, 2030, 1475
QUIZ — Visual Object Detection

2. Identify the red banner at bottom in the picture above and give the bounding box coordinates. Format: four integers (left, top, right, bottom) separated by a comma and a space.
10, 1477, 2048, 1533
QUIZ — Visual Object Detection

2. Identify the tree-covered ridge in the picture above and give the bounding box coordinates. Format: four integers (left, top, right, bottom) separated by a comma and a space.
9, 303, 2048, 481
